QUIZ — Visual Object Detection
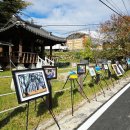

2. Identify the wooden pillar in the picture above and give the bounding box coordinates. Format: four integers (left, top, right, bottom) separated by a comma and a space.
41, 45, 45, 60
9, 46, 12, 56
0, 46, 3, 56
18, 40, 23, 63
9, 40, 12, 56
50, 45, 52, 60
19, 40, 22, 57
30, 42, 34, 52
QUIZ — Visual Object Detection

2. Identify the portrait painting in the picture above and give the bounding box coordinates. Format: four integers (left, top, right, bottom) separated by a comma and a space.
43, 66, 57, 79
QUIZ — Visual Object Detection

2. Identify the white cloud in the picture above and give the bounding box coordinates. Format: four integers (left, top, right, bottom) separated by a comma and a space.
23, 0, 130, 37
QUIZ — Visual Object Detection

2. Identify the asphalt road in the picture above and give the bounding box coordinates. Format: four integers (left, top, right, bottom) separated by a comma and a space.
88, 85, 130, 130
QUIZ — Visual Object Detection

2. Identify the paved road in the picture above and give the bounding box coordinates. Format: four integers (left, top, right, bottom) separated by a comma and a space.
87, 84, 130, 130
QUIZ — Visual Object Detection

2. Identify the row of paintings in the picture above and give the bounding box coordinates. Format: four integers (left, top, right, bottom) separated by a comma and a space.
12, 63, 125, 104
77, 63, 125, 77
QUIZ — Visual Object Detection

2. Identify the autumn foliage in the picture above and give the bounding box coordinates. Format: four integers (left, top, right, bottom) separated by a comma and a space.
100, 14, 130, 56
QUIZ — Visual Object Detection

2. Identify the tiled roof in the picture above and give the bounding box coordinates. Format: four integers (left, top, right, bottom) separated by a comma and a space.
2, 16, 66, 43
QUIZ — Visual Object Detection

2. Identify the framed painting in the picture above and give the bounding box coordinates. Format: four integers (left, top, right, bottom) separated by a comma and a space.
104, 64, 108, 70
43, 66, 57, 79
77, 64, 86, 74
89, 68, 96, 77
112, 64, 122, 76
12, 68, 49, 104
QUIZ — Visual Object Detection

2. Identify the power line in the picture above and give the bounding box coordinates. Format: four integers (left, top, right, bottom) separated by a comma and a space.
106, 0, 125, 15
99, 0, 123, 17
60, 26, 99, 35
121, 0, 129, 15
99, 0, 129, 22
43, 24, 100, 27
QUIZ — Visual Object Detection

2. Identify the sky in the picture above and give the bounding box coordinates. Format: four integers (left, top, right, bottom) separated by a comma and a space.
21, 0, 130, 37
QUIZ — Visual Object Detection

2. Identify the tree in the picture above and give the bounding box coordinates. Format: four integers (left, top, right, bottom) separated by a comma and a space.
0, 0, 30, 27
80, 37, 93, 60
100, 14, 130, 56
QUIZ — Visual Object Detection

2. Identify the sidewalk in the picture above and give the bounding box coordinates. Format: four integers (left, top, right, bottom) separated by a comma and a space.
36, 77, 130, 130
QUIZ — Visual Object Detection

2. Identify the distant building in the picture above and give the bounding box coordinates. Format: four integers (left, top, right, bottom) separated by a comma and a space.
66, 33, 89, 51
45, 44, 68, 51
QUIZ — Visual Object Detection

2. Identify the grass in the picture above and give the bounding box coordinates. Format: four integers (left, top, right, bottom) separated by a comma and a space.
0, 69, 130, 130
0, 71, 11, 76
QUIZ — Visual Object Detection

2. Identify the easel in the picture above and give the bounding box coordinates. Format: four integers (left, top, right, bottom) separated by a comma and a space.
95, 73, 105, 97
99, 70, 111, 91
62, 74, 90, 116
42, 97, 60, 130
108, 68, 115, 88
26, 102, 29, 130
86, 68, 111, 91
83, 70, 89, 82
46, 80, 53, 109
90, 76, 97, 101
25, 95, 60, 130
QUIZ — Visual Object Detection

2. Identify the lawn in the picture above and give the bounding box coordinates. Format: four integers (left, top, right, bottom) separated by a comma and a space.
0, 69, 129, 130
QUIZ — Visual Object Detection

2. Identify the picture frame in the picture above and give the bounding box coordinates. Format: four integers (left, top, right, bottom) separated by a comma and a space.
77, 64, 86, 74
112, 64, 122, 76
89, 67, 96, 77
118, 64, 125, 74
104, 64, 108, 70
12, 68, 49, 104
43, 66, 57, 79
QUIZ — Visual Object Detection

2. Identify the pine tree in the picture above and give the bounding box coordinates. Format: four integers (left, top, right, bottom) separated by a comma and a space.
0, 0, 30, 27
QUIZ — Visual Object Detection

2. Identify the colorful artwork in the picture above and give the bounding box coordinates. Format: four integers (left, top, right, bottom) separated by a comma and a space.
77, 64, 86, 74
12, 68, 49, 103
95, 66, 101, 71
89, 68, 96, 77
43, 66, 57, 79
112, 64, 122, 76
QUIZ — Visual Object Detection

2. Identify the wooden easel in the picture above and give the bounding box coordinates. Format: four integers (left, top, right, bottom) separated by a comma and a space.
62, 75, 90, 116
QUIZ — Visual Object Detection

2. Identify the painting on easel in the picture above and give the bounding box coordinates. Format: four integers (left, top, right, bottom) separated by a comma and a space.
12, 68, 49, 103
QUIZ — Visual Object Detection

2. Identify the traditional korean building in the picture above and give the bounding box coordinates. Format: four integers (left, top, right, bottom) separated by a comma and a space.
0, 16, 66, 68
